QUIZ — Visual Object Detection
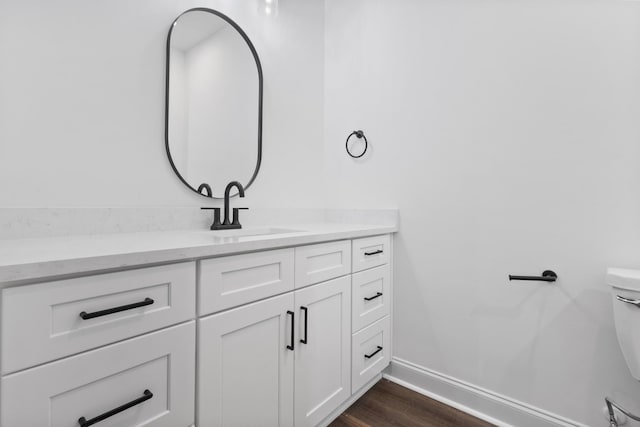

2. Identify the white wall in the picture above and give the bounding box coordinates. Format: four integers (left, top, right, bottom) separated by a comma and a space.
324, 0, 640, 425
0, 0, 325, 207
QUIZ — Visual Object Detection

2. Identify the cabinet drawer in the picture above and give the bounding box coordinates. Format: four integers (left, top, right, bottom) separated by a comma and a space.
352, 234, 390, 273
352, 315, 391, 393
199, 248, 294, 315
1, 322, 195, 427
1, 262, 196, 374
295, 240, 351, 288
352, 265, 390, 332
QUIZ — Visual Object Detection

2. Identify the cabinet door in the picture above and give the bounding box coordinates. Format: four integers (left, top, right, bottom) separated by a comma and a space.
294, 276, 351, 427
198, 293, 295, 427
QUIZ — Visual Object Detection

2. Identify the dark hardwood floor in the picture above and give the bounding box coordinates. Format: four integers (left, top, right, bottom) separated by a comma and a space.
329, 379, 495, 427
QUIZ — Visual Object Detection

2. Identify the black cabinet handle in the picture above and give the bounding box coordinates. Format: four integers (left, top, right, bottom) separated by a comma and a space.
364, 292, 383, 301
287, 311, 295, 351
300, 306, 308, 344
79, 298, 154, 320
364, 249, 383, 256
364, 346, 383, 359
78, 389, 153, 427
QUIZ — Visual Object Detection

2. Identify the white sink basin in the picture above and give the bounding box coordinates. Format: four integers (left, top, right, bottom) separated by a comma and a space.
209, 227, 303, 239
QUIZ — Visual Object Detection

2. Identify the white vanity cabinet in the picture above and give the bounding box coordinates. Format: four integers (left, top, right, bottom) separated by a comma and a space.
0, 231, 394, 427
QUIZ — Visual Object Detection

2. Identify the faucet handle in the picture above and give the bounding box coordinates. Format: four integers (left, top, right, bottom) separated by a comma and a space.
201, 207, 222, 230
231, 207, 249, 227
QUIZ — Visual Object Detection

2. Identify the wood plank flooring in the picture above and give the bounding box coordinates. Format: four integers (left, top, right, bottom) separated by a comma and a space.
329, 379, 495, 427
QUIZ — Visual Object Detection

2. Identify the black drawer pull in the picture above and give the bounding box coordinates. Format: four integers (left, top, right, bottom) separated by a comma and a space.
287, 311, 295, 351
364, 346, 383, 359
78, 389, 153, 427
364, 292, 383, 302
79, 298, 154, 320
300, 306, 308, 344
364, 249, 383, 256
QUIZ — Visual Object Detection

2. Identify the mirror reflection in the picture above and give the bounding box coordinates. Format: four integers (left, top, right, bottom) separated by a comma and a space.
166, 9, 262, 198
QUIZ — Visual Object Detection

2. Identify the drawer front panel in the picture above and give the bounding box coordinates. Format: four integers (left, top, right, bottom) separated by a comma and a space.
352, 265, 391, 332
295, 240, 351, 288
199, 248, 294, 315
352, 234, 390, 273
1, 322, 195, 427
1, 262, 196, 374
352, 315, 391, 393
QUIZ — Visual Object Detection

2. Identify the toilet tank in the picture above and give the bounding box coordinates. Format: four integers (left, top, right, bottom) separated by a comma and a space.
607, 268, 640, 380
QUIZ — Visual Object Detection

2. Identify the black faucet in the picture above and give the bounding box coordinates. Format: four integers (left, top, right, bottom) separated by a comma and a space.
201, 181, 248, 230
197, 183, 212, 197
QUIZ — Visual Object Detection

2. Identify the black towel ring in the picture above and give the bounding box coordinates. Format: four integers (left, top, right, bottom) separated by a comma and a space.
345, 130, 368, 158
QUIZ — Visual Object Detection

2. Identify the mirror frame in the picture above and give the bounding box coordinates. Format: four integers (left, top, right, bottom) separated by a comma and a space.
164, 8, 264, 199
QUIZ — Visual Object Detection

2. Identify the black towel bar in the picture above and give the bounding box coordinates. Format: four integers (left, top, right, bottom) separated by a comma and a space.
509, 270, 557, 283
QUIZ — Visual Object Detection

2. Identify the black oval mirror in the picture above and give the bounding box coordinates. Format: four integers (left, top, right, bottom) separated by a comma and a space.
165, 8, 263, 198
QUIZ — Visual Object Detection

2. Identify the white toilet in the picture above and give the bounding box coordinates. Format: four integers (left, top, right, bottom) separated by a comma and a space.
605, 268, 640, 425
607, 268, 640, 380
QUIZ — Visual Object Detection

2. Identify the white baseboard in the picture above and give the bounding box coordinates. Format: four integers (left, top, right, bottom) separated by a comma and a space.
384, 357, 587, 427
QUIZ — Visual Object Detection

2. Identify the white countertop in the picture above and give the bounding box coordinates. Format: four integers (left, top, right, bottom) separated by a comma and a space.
0, 223, 397, 286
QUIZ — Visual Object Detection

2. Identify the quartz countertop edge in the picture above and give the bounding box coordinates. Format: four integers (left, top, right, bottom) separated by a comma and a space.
0, 223, 397, 286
